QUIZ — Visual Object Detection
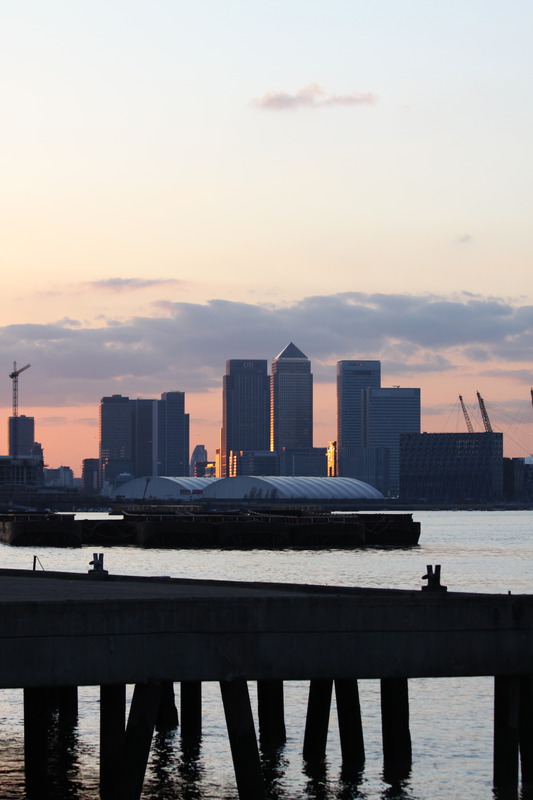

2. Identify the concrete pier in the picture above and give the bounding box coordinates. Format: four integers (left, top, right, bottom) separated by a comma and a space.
0, 567, 532, 799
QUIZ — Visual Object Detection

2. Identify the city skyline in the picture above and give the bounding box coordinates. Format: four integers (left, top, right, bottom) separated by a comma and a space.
1, 2, 532, 472
2, 345, 533, 477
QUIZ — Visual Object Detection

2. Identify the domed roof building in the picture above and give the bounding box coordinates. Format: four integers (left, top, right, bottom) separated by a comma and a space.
110, 475, 382, 503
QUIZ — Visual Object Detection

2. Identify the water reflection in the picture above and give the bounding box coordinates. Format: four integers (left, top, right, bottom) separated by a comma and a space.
260, 744, 289, 800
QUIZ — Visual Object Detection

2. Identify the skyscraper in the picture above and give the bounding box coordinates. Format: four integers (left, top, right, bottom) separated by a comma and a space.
221, 360, 270, 477
336, 360, 381, 477
363, 387, 421, 495
157, 391, 189, 476
270, 343, 313, 452
8, 414, 35, 457
99, 395, 134, 484
99, 391, 189, 484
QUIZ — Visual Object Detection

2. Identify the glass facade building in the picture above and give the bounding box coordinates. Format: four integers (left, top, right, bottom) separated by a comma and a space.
221, 359, 270, 477
270, 343, 313, 454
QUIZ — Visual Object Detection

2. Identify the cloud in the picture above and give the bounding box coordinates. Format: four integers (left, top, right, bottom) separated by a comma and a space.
1, 291, 532, 408
454, 234, 473, 245
252, 83, 378, 111
81, 278, 185, 293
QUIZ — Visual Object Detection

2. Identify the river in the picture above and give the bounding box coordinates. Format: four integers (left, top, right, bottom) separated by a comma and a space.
0, 509, 531, 799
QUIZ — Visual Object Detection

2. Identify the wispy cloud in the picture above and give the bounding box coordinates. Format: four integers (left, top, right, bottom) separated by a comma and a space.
81, 278, 185, 293
252, 83, 378, 111
454, 234, 473, 245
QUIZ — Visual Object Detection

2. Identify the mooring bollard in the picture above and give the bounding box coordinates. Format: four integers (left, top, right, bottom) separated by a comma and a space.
88, 553, 108, 578
421, 564, 447, 592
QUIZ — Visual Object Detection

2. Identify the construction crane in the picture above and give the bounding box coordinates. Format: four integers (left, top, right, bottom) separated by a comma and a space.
8, 362, 30, 457
9, 361, 31, 418
459, 395, 474, 433
476, 391, 493, 433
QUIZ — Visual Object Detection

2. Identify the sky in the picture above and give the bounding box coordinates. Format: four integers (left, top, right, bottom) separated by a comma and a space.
1, 0, 533, 475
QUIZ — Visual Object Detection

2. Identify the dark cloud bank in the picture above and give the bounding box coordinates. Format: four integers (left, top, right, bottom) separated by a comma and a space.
2, 292, 532, 408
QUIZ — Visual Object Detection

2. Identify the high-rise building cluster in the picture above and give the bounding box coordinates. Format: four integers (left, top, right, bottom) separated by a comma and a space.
5, 345, 521, 503
94, 344, 423, 496
99, 391, 189, 489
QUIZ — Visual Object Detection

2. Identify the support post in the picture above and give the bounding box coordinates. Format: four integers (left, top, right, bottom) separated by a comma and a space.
58, 685, 78, 725
257, 680, 286, 750
220, 678, 266, 800
335, 678, 365, 776
100, 684, 126, 800
303, 679, 333, 765
24, 687, 52, 799
181, 681, 202, 738
380, 677, 412, 781
114, 681, 163, 800
520, 675, 533, 786
156, 680, 179, 732
494, 675, 520, 790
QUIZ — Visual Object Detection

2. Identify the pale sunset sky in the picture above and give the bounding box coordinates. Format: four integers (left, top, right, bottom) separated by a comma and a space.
1, 1, 532, 474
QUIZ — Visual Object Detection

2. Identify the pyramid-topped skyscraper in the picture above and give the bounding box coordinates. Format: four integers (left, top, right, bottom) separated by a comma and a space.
270, 342, 313, 452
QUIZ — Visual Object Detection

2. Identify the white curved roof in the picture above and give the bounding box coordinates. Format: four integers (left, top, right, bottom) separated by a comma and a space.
111, 476, 220, 500
110, 475, 383, 501
202, 476, 383, 501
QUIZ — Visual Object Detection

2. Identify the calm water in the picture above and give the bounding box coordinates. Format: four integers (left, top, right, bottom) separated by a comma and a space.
0, 509, 531, 799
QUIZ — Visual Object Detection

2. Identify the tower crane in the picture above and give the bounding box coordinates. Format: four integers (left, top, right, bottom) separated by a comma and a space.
476, 391, 493, 433
9, 361, 31, 418
459, 395, 474, 433
8, 362, 30, 457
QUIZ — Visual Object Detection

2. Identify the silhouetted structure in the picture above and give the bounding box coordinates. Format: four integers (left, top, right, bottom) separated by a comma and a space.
221, 360, 269, 477
8, 415, 35, 457
399, 432, 503, 503
157, 392, 189, 477
99, 393, 189, 485
190, 444, 208, 476
270, 343, 313, 463
337, 361, 381, 477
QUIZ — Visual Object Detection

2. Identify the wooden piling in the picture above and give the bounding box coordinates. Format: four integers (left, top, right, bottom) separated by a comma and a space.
380, 677, 412, 781
100, 684, 126, 800
335, 678, 365, 776
220, 678, 266, 800
494, 675, 520, 790
257, 679, 286, 749
24, 687, 52, 798
155, 680, 179, 731
114, 681, 163, 800
58, 685, 78, 724
180, 680, 202, 738
520, 675, 533, 786
303, 678, 333, 765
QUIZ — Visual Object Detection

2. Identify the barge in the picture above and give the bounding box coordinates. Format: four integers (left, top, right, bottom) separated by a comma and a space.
0, 510, 420, 549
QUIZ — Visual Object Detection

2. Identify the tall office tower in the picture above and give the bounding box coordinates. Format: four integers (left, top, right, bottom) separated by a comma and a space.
363, 387, 421, 496
8, 414, 35, 456
132, 398, 157, 478
336, 360, 381, 477
157, 391, 189, 476
270, 343, 313, 455
99, 395, 134, 484
190, 444, 208, 476
82, 458, 101, 493
221, 360, 270, 477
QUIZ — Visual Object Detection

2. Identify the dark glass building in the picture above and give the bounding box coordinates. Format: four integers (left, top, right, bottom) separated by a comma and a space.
270, 343, 313, 454
8, 414, 35, 457
157, 391, 189, 477
336, 361, 381, 477
221, 360, 270, 477
99, 392, 189, 484
399, 432, 504, 503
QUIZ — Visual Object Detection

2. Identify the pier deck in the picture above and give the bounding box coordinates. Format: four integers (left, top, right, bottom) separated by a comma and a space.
1, 567, 532, 798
